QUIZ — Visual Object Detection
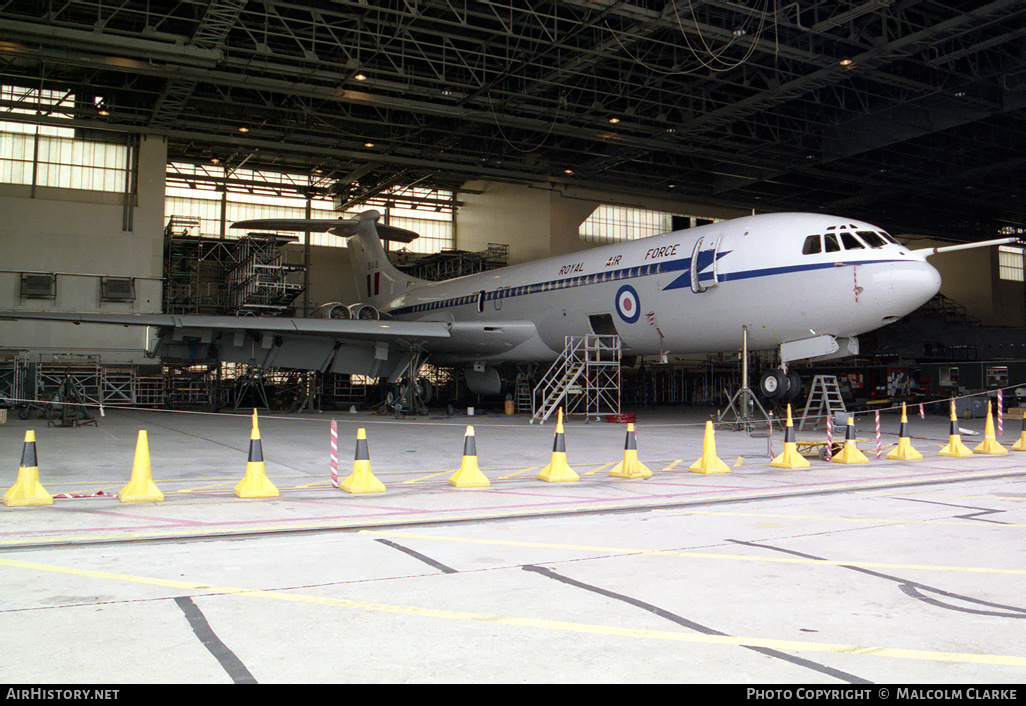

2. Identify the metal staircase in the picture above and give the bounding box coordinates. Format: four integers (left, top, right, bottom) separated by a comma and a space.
531, 335, 621, 424
798, 375, 847, 431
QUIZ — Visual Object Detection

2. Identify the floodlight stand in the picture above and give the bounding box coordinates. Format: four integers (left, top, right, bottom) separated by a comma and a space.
718, 326, 773, 432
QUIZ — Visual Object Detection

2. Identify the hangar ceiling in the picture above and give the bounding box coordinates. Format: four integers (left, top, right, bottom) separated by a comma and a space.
2, 0, 1026, 239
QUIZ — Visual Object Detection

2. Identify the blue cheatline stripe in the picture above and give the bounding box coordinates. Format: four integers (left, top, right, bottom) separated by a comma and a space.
386, 255, 905, 317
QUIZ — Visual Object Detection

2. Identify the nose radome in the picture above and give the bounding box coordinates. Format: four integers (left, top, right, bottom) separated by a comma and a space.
887, 261, 942, 315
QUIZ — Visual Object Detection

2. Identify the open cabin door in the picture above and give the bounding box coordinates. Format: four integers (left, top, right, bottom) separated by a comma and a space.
689, 236, 722, 293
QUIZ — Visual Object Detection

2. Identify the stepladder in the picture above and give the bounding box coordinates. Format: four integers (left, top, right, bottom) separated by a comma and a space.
799, 375, 847, 431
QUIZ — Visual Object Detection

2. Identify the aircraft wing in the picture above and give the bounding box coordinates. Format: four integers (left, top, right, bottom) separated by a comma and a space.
0, 310, 538, 380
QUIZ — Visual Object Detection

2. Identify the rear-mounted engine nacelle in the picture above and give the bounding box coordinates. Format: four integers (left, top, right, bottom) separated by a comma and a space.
310, 302, 351, 319
348, 303, 381, 320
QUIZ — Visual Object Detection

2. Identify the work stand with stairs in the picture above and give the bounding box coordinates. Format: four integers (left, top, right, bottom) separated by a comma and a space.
798, 375, 848, 431
531, 335, 621, 424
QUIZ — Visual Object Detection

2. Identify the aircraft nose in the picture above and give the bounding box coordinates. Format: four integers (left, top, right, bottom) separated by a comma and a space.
880, 260, 941, 321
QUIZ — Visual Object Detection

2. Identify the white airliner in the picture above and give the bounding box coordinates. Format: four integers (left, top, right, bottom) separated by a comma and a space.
1, 210, 1016, 405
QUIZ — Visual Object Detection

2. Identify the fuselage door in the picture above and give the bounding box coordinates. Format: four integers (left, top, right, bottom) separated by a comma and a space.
690, 236, 721, 293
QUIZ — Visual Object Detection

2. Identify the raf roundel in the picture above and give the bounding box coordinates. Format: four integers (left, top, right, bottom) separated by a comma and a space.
615, 285, 641, 324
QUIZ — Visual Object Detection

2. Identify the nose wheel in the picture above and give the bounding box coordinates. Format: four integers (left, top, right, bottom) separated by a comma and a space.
759, 369, 803, 403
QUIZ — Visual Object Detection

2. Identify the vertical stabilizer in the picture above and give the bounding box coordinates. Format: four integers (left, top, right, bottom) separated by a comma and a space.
331, 211, 427, 309
231, 210, 427, 312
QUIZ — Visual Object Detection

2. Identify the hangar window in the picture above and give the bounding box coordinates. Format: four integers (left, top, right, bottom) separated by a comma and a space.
802, 235, 822, 255
166, 163, 455, 254
999, 245, 1024, 282
0, 86, 129, 193
579, 205, 722, 244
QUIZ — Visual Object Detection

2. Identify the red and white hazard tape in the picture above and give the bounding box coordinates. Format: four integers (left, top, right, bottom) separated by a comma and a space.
52, 491, 115, 499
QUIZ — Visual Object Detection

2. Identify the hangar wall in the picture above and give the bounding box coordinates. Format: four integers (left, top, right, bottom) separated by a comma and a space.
0, 135, 167, 366
454, 180, 747, 264
899, 234, 1023, 327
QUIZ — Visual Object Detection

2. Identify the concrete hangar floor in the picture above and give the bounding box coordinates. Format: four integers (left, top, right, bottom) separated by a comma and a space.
0, 404, 1023, 684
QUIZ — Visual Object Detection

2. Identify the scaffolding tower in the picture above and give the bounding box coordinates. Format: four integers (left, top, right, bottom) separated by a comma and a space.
531, 335, 621, 424
163, 217, 306, 316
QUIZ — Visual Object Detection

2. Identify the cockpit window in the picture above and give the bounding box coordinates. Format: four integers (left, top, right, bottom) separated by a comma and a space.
824, 233, 841, 252
840, 231, 865, 250
857, 230, 887, 248
802, 235, 822, 255
879, 231, 899, 244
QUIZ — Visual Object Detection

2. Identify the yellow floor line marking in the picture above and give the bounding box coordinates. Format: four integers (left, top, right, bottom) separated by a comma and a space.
359, 530, 1026, 576
585, 463, 615, 476
173, 482, 236, 493
662, 460, 684, 471
496, 466, 540, 480
402, 471, 450, 485
655, 509, 1026, 529
1, 556, 1022, 667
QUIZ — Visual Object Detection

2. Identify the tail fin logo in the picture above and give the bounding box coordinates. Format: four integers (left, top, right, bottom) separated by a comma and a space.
366, 271, 380, 297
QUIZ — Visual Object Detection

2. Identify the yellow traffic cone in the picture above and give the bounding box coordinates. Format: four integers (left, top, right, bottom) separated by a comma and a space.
610, 423, 652, 478
939, 400, 973, 457
973, 401, 1007, 455
1011, 414, 1026, 451
538, 408, 579, 482
340, 428, 386, 493
234, 409, 279, 498
3, 430, 52, 507
832, 417, 869, 464
689, 421, 730, 474
886, 403, 923, 461
449, 426, 490, 488
118, 430, 164, 502
771, 405, 810, 469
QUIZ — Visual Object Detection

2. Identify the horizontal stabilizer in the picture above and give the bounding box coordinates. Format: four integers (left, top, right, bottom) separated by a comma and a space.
231, 210, 419, 243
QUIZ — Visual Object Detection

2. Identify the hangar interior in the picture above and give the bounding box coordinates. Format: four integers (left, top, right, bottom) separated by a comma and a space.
2, 0, 1026, 418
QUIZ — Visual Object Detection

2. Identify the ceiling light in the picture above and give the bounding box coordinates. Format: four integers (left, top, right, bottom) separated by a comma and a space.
608, 116, 620, 124
210, 157, 220, 165
839, 58, 854, 67
353, 72, 367, 81
237, 126, 249, 133
364, 142, 375, 148
564, 169, 574, 175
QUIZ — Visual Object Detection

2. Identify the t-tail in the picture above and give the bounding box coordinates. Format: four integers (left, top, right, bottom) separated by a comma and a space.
231, 209, 427, 310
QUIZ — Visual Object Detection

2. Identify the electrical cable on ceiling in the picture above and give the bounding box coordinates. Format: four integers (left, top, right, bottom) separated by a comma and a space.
486, 90, 566, 153
604, 0, 771, 75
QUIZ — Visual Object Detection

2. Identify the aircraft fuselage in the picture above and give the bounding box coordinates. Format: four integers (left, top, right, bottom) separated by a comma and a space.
379, 212, 942, 364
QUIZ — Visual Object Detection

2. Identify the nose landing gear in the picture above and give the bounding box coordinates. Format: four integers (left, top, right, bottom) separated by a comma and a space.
759, 369, 803, 404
